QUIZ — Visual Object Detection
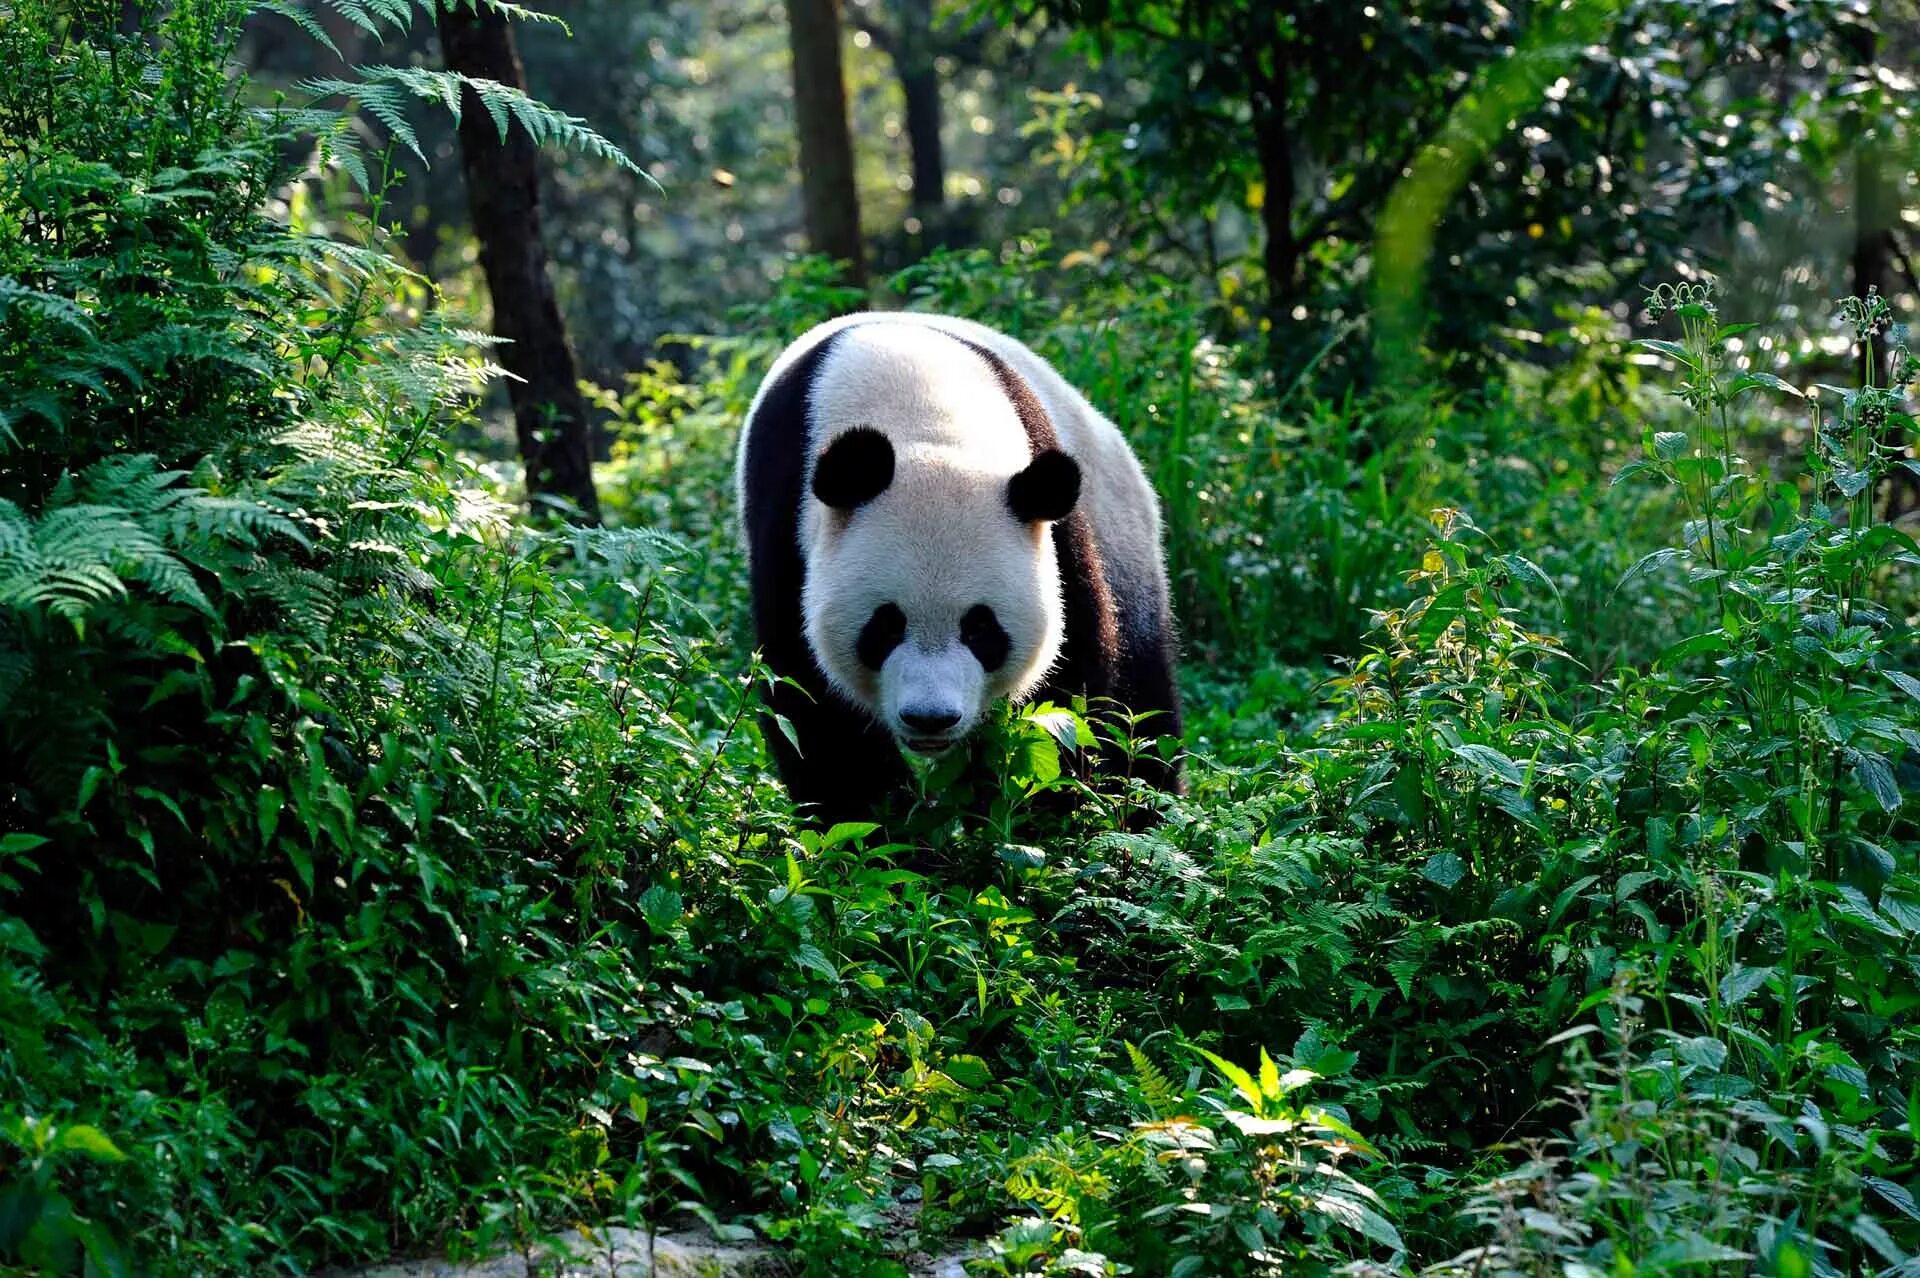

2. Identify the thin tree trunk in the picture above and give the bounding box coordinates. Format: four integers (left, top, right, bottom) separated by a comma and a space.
788, 0, 867, 288
897, 0, 945, 221
1851, 145, 1895, 377
1248, 36, 1298, 378
438, 2, 601, 522
1849, 21, 1894, 388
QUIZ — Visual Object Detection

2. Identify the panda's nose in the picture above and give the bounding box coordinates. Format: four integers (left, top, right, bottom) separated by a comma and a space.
900, 707, 961, 735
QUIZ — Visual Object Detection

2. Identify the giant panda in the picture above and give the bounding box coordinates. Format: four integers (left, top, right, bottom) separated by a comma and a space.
736, 312, 1181, 825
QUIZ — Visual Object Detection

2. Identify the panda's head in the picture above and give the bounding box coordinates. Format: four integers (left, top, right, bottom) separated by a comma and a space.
799, 340, 1081, 756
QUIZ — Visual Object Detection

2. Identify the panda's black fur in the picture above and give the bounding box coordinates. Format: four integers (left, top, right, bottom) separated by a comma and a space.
739, 314, 1181, 826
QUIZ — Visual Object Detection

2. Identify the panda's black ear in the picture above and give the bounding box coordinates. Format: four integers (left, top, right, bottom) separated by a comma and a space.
1007, 448, 1081, 523
812, 427, 895, 509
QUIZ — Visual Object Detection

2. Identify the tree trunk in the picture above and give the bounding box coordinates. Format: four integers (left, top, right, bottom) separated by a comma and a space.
897, 0, 945, 221
1849, 21, 1895, 389
1248, 36, 1298, 379
1853, 141, 1895, 379
437, 2, 601, 522
788, 0, 867, 288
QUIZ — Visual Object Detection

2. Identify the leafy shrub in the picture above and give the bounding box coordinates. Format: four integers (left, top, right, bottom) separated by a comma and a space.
971, 1046, 1397, 1276
1423, 978, 1917, 1277
0, 1, 791, 1269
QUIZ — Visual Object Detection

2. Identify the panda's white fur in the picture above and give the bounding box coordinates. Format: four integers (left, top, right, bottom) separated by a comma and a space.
738, 312, 1169, 755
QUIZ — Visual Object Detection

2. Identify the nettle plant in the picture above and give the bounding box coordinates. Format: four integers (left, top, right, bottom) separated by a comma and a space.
1283, 281, 1920, 1268
1422, 978, 1913, 1278
1619, 279, 1917, 863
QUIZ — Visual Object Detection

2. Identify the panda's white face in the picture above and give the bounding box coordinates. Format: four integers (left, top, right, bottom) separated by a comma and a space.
795, 328, 1085, 756
803, 434, 1070, 754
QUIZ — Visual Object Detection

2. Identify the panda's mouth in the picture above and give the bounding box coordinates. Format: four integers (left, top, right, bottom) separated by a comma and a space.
903, 736, 956, 755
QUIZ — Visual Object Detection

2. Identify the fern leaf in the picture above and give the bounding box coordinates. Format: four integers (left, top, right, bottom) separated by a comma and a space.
298, 77, 425, 162
252, 0, 342, 56
1125, 1042, 1180, 1119
317, 0, 416, 37
0, 278, 97, 338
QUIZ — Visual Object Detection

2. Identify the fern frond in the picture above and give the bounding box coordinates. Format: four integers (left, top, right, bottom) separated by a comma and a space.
170, 495, 311, 552
297, 76, 425, 161
317, 0, 417, 38
300, 67, 649, 182
1125, 1042, 1181, 1119
252, 0, 342, 56
439, 0, 572, 31
0, 277, 97, 338
125, 323, 277, 381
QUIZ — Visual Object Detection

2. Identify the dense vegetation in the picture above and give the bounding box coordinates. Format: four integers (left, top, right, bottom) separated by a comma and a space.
2, 1, 1917, 1276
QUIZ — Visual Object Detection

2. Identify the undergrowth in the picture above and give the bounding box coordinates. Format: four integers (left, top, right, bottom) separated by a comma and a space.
2, 3, 1918, 1277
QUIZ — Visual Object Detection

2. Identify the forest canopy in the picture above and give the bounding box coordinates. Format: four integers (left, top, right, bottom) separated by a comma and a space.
2, 1, 1918, 1275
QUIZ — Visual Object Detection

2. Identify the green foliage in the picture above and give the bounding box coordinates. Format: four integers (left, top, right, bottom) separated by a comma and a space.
980, 0, 1902, 392
980, 1047, 1397, 1276
299, 65, 646, 179
3, 2, 1918, 1274
0, 1112, 131, 1274
1423, 980, 1912, 1277
0, 1, 770, 1270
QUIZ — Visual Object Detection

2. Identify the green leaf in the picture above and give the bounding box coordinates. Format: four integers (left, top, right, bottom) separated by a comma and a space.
1308, 1192, 1404, 1250
1023, 705, 1091, 752
1850, 751, 1902, 814
1719, 964, 1774, 1007
257, 787, 284, 845
772, 712, 802, 757
638, 884, 683, 934
1725, 370, 1804, 399
818, 821, 879, 850
1421, 852, 1466, 889
1674, 1036, 1728, 1072
1192, 1046, 1262, 1110
1257, 1047, 1280, 1099
944, 1054, 993, 1089
1654, 431, 1690, 461
53, 1124, 125, 1162
1880, 893, 1920, 934
1609, 457, 1662, 488
1415, 582, 1468, 645
1656, 631, 1728, 669
1866, 1176, 1920, 1223
792, 942, 836, 981
1451, 743, 1523, 786
1616, 547, 1684, 595
1634, 338, 1695, 368
1014, 731, 1062, 787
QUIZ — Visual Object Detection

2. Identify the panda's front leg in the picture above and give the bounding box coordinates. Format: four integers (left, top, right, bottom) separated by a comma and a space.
759, 668, 913, 828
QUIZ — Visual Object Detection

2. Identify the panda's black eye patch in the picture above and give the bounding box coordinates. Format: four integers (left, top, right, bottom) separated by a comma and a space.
856, 602, 907, 670
813, 427, 895, 510
960, 604, 1010, 672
